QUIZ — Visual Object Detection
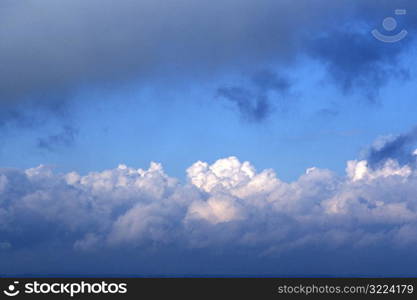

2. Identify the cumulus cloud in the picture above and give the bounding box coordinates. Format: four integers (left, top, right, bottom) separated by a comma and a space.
2, 145, 417, 272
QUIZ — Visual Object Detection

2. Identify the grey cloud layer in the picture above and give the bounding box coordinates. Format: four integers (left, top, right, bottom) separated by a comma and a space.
0, 0, 415, 120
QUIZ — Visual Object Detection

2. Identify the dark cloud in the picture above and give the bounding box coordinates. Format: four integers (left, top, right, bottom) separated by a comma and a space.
217, 87, 267, 122
0, 97, 71, 130
216, 70, 291, 122
308, 30, 412, 100
0, 0, 415, 118
0, 0, 304, 106
366, 127, 417, 168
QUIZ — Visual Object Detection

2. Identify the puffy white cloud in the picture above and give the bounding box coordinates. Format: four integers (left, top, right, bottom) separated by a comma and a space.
187, 157, 257, 193
346, 159, 412, 182
186, 195, 244, 224
2, 153, 417, 259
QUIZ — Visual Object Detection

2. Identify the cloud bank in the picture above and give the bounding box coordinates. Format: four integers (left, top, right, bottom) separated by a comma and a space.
2, 148, 417, 274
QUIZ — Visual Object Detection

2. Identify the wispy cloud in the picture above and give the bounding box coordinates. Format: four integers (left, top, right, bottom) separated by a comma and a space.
217, 70, 291, 122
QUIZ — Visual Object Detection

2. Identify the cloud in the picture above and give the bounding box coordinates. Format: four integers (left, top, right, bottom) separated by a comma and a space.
365, 127, 417, 168
0, 0, 415, 121
217, 70, 291, 122
3, 143, 417, 274
307, 29, 411, 100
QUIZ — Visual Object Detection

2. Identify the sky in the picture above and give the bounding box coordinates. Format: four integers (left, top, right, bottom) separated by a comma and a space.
1, 0, 417, 276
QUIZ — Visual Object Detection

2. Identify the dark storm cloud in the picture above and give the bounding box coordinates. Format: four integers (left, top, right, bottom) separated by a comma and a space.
0, 1, 411, 100
0, 0, 305, 105
217, 70, 291, 122
0, 0, 415, 123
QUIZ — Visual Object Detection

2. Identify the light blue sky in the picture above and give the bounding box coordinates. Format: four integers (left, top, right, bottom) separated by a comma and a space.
2, 54, 417, 181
